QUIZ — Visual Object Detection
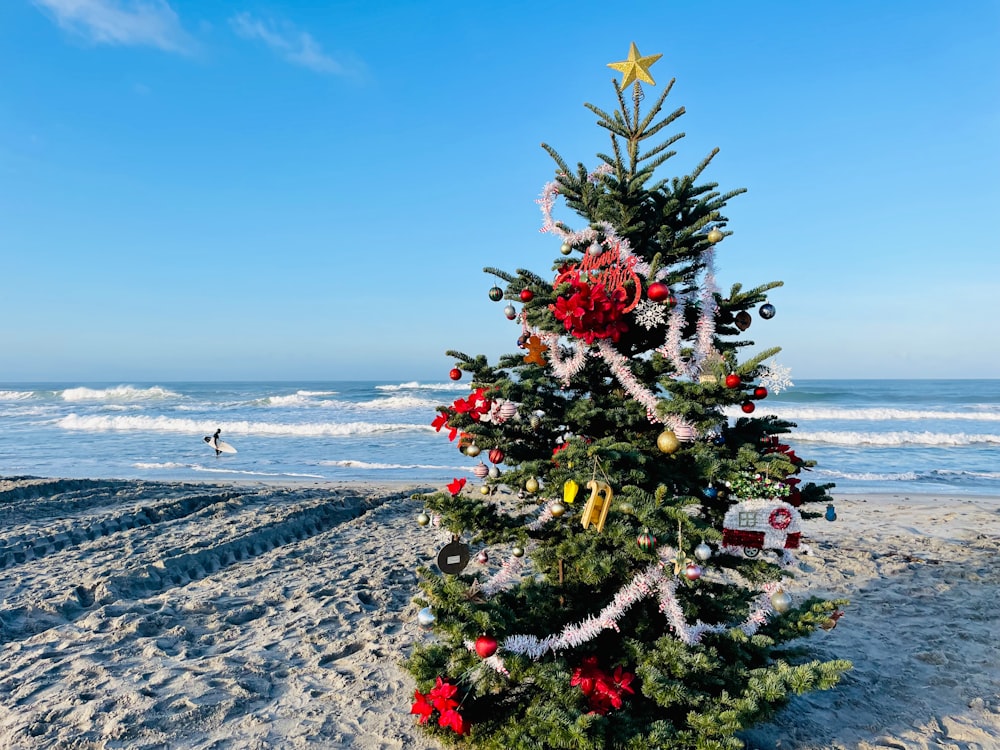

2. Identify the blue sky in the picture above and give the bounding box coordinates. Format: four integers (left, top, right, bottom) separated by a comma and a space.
1, 1, 997, 382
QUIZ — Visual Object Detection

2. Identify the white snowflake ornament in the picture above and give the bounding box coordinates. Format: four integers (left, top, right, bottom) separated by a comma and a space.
759, 362, 794, 395
633, 299, 667, 330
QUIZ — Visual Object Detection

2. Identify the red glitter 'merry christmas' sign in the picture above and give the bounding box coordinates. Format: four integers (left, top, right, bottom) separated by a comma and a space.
553, 243, 641, 313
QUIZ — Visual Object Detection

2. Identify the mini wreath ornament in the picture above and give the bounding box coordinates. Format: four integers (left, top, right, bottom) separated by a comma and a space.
769, 506, 793, 530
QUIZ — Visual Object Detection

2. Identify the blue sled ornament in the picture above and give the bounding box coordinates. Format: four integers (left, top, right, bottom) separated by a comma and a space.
825, 504, 837, 522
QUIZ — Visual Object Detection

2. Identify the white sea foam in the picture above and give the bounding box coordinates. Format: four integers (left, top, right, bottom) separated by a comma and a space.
814, 469, 920, 481
814, 467, 1000, 482
60, 385, 181, 402
729, 405, 1000, 421
296, 390, 339, 396
57, 413, 433, 436
376, 381, 468, 392
0, 390, 35, 401
260, 393, 437, 410
188, 466, 327, 478
320, 460, 466, 470
792, 430, 1000, 446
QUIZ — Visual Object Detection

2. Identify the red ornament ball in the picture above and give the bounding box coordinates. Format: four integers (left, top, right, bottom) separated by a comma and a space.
475, 635, 498, 658
725, 374, 741, 389
449, 368, 462, 381
684, 563, 703, 581
753, 386, 768, 399
519, 289, 534, 302
488, 448, 504, 464
646, 282, 671, 302
741, 401, 756, 414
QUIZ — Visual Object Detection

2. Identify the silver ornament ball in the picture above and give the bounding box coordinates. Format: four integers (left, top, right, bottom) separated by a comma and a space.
694, 542, 713, 561
417, 607, 436, 628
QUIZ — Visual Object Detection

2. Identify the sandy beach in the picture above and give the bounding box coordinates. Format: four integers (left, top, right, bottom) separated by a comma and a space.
0, 477, 997, 750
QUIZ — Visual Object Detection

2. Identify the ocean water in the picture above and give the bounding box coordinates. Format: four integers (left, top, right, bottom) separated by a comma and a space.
0, 380, 996, 497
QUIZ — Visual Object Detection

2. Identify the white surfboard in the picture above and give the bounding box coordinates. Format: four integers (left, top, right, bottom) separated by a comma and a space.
204, 436, 238, 454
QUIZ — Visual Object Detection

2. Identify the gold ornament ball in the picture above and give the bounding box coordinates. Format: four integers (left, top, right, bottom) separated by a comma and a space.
512, 545, 525, 558
707, 228, 724, 244
416, 512, 430, 527
550, 501, 566, 518
617, 500, 635, 515
770, 590, 792, 614
560, 242, 572, 255
480, 486, 490, 495
525, 477, 539, 493
465, 444, 481, 457
656, 430, 681, 454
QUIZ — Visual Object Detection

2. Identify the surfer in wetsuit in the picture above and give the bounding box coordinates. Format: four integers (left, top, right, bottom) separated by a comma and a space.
212, 428, 222, 456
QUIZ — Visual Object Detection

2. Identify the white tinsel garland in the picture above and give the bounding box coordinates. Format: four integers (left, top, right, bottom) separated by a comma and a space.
478, 549, 784, 672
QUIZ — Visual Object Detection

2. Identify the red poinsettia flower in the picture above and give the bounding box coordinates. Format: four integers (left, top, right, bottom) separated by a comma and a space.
438, 707, 468, 735
612, 665, 635, 695
571, 657, 635, 715
431, 411, 459, 441
550, 273, 629, 344
446, 477, 467, 496
570, 656, 604, 696
410, 690, 434, 724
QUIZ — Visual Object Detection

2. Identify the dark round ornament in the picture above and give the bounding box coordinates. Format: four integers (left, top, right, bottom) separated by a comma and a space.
519, 289, 534, 302
735, 311, 752, 331
488, 286, 504, 302
504, 304, 517, 320
753, 386, 768, 399
759, 303, 776, 320
825, 504, 838, 522
725, 374, 741, 389
437, 538, 470, 575
704, 487, 719, 500
449, 368, 462, 381
741, 401, 756, 414
646, 282, 671, 302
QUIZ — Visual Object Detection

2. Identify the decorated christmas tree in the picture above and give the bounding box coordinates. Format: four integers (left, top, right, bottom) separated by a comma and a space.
406, 43, 850, 749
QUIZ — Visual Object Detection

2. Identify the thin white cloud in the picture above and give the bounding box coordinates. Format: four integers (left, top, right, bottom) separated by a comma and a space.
229, 12, 346, 75
32, 0, 192, 53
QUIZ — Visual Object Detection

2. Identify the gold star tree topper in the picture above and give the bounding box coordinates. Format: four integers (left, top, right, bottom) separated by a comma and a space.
607, 42, 662, 90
